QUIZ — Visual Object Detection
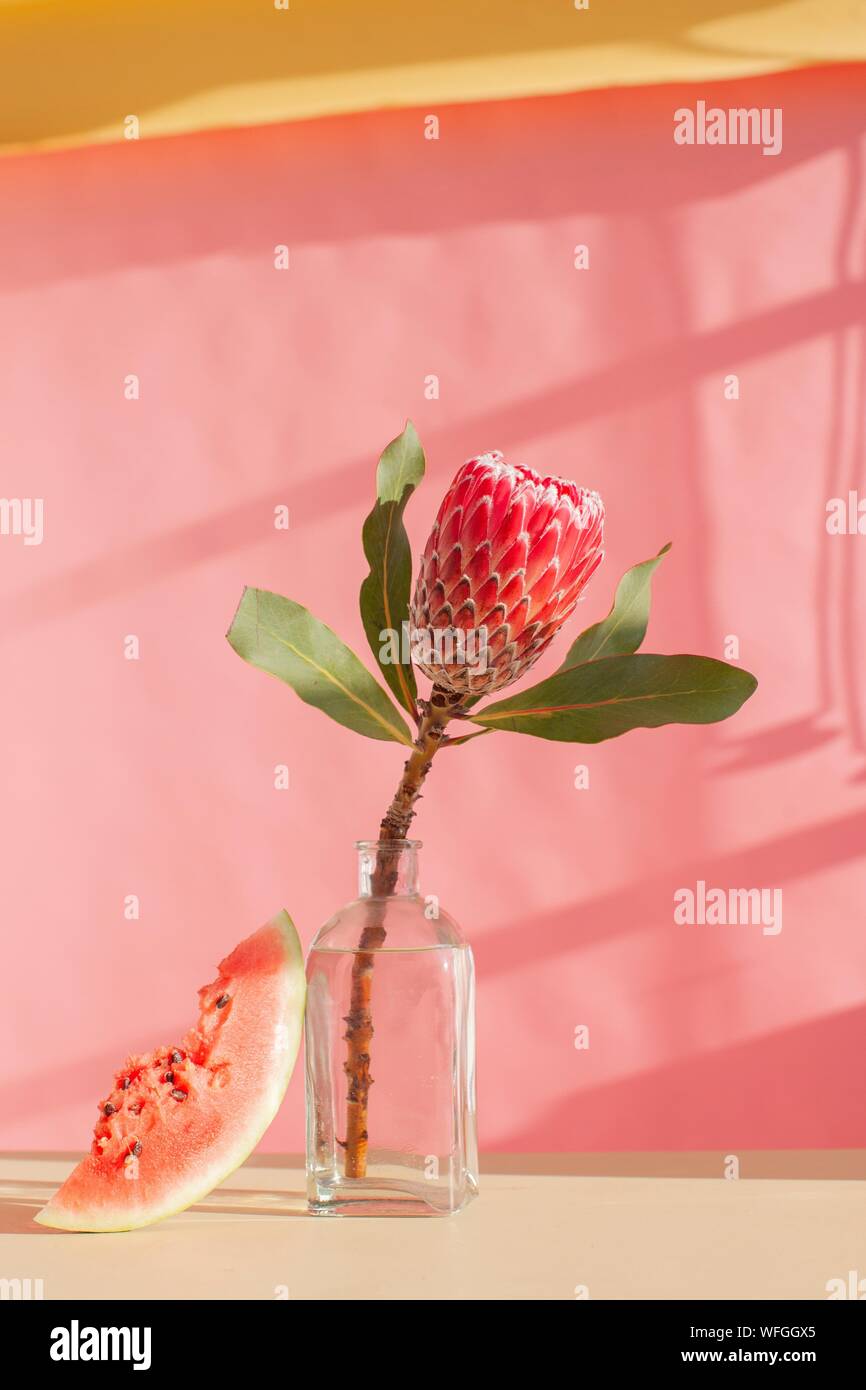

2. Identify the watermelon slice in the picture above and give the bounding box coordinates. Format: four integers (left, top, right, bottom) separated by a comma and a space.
36, 911, 305, 1233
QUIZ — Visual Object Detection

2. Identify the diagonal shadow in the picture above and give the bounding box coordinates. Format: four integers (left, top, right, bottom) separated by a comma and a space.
0, 0, 813, 153
0, 1179, 308, 1234
493, 1003, 866, 1151
838, 218, 866, 757
472, 807, 866, 980
3, 67, 866, 293
4, 281, 864, 636
716, 715, 840, 773
816, 136, 866, 773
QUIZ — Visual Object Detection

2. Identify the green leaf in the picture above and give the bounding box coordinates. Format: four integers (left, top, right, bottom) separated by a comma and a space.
227, 587, 414, 745
558, 543, 671, 668
359, 421, 426, 717
469, 653, 757, 743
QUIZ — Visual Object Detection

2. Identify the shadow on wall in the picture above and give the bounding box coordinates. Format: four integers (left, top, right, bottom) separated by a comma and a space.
1, 57, 864, 1153
0, 0, 826, 148
473, 808, 866, 981
3, 278, 863, 635
497, 1003, 866, 1151
817, 137, 866, 760
4, 67, 866, 291
4, 69, 865, 769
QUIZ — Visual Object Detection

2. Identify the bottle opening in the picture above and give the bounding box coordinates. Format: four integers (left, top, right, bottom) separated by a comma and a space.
356, 840, 421, 898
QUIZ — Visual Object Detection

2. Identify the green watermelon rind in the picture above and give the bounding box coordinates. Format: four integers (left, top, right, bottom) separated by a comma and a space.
34, 910, 306, 1234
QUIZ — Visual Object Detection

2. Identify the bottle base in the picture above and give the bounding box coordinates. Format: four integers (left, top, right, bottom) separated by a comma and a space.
307, 1173, 478, 1218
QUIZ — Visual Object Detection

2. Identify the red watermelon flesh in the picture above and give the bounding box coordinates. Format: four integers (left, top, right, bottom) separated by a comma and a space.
36, 912, 305, 1232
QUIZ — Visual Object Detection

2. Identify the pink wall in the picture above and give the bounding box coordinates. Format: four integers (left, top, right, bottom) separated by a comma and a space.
2, 65, 865, 1153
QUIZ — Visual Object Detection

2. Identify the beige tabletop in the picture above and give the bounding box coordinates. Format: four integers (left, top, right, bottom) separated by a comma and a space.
2, 1153, 864, 1301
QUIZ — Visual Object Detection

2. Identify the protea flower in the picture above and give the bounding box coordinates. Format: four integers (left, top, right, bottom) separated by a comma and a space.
228, 422, 757, 1186
410, 451, 604, 696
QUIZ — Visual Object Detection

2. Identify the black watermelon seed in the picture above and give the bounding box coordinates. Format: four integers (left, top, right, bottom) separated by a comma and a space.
170, 1088, 187, 1102
120, 1077, 131, 1090
103, 1103, 116, 1116
170, 1050, 183, 1064
216, 994, 229, 1009
164, 1071, 174, 1084
132, 1141, 142, 1157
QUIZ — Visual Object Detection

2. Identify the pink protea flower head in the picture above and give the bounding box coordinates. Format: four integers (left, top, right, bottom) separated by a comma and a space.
410, 451, 604, 696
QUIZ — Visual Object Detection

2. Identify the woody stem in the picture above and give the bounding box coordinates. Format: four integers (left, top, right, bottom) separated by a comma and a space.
342, 683, 462, 1179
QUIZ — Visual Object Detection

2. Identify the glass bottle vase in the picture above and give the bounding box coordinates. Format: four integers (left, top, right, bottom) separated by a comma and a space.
305, 839, 478, 1216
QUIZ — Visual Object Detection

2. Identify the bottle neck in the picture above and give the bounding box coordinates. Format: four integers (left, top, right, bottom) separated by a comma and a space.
357, 840, 421, 898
